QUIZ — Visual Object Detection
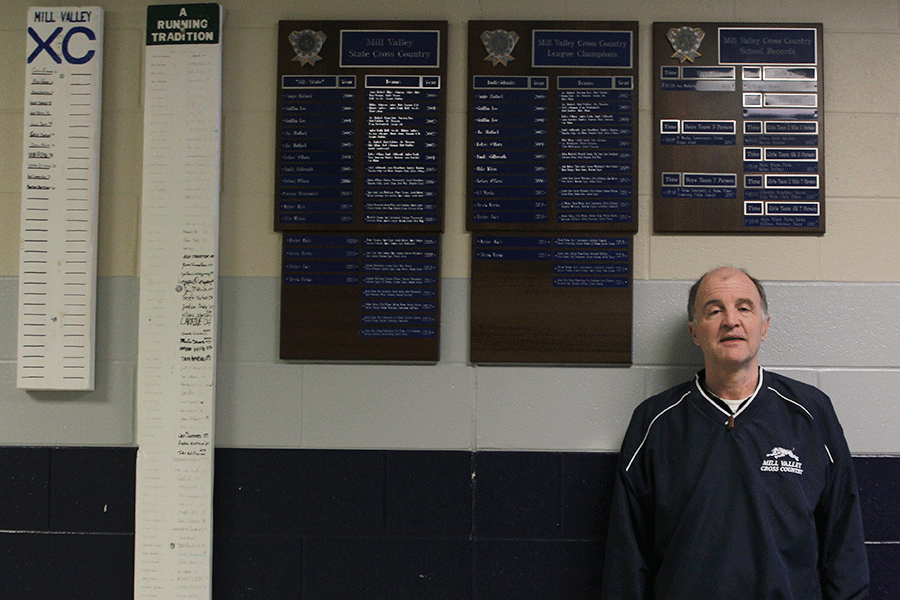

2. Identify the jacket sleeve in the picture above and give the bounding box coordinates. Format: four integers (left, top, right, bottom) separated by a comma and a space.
815, 396, 870, 600
601, 409, 655, 600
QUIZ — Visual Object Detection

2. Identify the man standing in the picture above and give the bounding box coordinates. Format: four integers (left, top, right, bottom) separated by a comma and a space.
601, 267, 869, 599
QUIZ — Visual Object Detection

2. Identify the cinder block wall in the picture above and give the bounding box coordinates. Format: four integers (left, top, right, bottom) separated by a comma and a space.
0, 0, 898, 597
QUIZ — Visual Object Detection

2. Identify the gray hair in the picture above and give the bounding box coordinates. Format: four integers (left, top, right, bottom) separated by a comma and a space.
687, 268, 768, 323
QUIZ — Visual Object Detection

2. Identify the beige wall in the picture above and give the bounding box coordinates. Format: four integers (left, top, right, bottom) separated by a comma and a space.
1, 0, 898, 281
0, 1, 899, 453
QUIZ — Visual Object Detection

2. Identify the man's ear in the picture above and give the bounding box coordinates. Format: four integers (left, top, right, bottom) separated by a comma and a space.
761, 315, 770, 341
688, 322, 700, 346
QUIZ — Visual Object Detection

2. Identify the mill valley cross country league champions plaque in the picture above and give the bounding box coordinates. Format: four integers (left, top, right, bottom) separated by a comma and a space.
653, 22, 825, 234
467, 21, 639, 232
466, 21, 637, 364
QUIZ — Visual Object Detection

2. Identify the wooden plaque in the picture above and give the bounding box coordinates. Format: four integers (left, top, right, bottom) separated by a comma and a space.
470, 233, 632, 364
653, 22, 825, 234
275, 21, 447, 232
280, 233, 440, 361
467, 21, 639, 232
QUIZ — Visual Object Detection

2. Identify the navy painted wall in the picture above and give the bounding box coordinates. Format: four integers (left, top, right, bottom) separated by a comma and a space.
0, 447, 896, 599
0, 447, 135, 599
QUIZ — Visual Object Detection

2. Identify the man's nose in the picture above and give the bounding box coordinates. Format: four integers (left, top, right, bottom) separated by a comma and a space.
721, 308, 741, 326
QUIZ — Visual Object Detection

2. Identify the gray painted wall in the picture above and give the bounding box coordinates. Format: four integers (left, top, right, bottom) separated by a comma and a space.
1, 275, 896, 453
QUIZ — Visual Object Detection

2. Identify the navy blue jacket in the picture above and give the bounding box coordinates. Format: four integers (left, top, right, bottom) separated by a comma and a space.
602, 369, 869, 600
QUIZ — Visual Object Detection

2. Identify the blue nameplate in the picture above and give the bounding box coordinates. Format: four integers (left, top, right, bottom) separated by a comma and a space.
285, 260, 358, 273
557, 187, 632, 198
532, 30, 632, 68
471, 186, 549, 199
280, 188, 353, 200
362, 275, 437, 286
361, 262, 436, 273
475, 236, 552, 247
285, 234, 359, 246
359, 328, 435, 338
285, 245, 359, 259
558, 200, 632, 211
472, 212, 549, 224
718, 27, 817, 65
284, 274, 360, 285
280, 201, 354, 213
340, 30, 440, 68
554, 250, 629, 261
473, 90, 549, 103
554, 263, 630, 275
475, 248, 552, 261
283, 89, 355, 103
745, 189, 819, 201
473, 174, 550, 187
557, 212, 634, 223
360, 314, 436, 326
361, 288, 436, 299
472, 76, 548, 89
553, 277, 629, 288
745, 216, 819, 228
283, 75, 349, 89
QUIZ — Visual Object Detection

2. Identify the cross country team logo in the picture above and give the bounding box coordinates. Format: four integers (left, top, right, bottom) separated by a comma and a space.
761, 447, 803, 475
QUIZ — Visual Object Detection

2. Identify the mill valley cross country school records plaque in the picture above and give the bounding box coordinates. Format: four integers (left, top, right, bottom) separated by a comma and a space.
653, 22, 825, 234
467, 21, 639, 232
275, 21, 447, 232
470, 234, 632, 364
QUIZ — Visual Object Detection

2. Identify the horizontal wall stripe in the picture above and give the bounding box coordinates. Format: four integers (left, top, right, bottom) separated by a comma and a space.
0, 447, 897, 599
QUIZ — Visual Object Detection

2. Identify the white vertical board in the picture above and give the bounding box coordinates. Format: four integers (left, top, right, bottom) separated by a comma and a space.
18, 7, 103, 391
135, 5, 222, 599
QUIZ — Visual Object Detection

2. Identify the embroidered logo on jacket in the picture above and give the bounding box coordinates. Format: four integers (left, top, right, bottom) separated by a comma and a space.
761, 447, 804, 475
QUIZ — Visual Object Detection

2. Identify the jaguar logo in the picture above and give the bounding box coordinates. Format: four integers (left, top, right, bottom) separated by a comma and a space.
766, 447, 800, 462
762, 447, 803, 475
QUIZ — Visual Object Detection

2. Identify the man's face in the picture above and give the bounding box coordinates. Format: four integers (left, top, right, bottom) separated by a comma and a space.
688, 268, 770, 371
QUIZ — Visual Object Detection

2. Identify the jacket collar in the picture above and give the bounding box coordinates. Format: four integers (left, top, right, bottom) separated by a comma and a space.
693, 366, 765, 425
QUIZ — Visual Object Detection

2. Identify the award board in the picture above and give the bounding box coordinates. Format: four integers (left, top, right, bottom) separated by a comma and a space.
18, 6, 104, 391
470, 233, 632, 364
653, 22, 825, 234
467, 21, 639, 232
134, 5, 222, 598
280, 233, 440, 361
275, 21, 447, 232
